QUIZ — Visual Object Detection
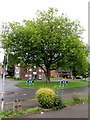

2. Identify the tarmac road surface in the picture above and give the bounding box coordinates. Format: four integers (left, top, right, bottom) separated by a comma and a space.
0, 78, 89, 111
0, 79, 89, 103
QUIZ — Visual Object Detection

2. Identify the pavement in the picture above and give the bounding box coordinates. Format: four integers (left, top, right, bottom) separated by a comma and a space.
22, 102, 89, 118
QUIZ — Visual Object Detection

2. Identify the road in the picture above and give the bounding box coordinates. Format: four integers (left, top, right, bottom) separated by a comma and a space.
0, 79, 36, 103
0, 79, 89, 103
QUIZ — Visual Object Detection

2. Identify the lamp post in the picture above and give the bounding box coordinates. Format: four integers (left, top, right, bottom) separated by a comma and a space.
2, 54, 8, 83
0, 53, 8, 111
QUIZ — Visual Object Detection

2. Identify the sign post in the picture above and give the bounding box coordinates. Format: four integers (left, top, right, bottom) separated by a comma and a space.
26, 80, 34, 86
60, 80, 68, 87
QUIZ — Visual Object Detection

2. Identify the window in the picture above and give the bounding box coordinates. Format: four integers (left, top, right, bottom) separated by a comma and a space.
29, 69, 32, 71
15, 69, 19, 73
25, 74, 28, 77
15, 71, 19, 73
39, 69, 42, 72
15, 75, 19, 78
39, 75, 42, 79
29, 74, 32, 79
56, 75, 59, 78
33, 72, 37, 74
29, 74, 32, 77
42, 74, 45, 77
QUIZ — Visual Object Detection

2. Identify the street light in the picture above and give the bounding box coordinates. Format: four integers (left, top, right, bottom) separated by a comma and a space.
2, 54, 8, 83
0, 52, 8, 111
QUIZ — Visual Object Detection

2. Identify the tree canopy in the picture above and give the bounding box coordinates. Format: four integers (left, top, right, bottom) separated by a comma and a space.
0, 8, 88, 82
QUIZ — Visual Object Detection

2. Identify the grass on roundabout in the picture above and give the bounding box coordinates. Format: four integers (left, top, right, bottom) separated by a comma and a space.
16, 80, 90, 88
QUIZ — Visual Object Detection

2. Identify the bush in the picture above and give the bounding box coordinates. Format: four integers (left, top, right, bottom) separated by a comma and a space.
16, 77, 22, 80
13, 76, 22, 80
73, 97, 80, 102
36, 88, 56, 109
13, 76, 17, 79
53, 95, 66, 110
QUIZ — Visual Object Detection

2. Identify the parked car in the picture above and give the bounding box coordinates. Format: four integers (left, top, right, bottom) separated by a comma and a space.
76, 76, 82, 79
66, 76, 73, 79
5, 75, 12, 78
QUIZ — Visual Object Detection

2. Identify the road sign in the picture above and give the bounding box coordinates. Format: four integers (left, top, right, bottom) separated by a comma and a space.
60, 80, 68, 87
26, 80, 34, 85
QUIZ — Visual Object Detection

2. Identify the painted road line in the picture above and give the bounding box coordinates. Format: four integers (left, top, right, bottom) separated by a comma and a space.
0, 98, 37, 105
23, 94, 27, 95
14, 93, 18, 94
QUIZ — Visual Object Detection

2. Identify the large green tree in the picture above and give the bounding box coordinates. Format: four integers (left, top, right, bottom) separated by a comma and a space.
1, 8, 88, 82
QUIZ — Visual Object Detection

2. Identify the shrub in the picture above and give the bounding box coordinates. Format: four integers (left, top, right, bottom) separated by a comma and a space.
53, 95, 66, 110
73, 97, 80, 102
13, 76, 22, 80
13, 76, 17, 79
36, 88, 56, 109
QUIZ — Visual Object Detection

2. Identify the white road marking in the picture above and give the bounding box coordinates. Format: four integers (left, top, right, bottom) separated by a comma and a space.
14, 93, 18, 94
23, 94, 27, 95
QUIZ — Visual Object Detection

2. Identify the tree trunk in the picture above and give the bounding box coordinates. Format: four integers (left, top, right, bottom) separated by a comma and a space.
72, 68, 77, 80
45, 65, 51, 83
39, 64, 51, 83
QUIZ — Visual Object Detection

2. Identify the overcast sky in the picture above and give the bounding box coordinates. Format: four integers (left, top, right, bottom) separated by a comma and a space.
0, 0, 89, 62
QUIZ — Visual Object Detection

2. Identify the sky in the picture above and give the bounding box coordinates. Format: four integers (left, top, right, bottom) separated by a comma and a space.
0, 0, 89, 62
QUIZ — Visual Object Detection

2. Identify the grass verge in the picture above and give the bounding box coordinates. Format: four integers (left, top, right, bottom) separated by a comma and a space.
0, 107, 41, 119
64, 97, 90, 106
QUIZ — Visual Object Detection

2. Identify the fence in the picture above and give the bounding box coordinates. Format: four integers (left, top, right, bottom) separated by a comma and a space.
0, 98, 40, 112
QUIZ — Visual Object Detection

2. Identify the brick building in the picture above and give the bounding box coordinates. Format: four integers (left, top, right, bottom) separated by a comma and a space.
14, 64, 46, 79
51, 70, 72, 78
14, 64, 72, 79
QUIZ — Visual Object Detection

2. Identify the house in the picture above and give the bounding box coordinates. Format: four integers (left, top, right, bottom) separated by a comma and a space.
14, 64, 72, 79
